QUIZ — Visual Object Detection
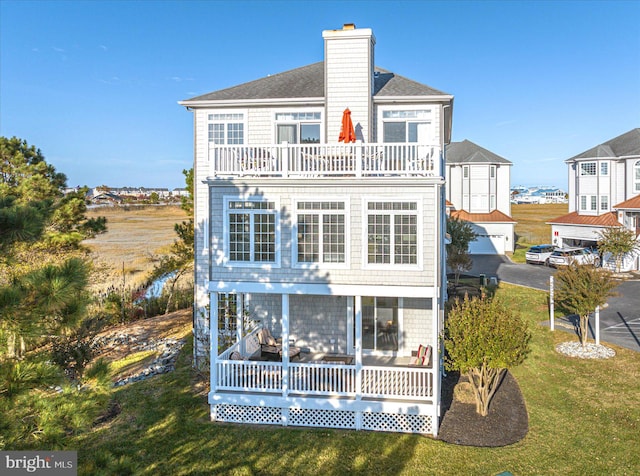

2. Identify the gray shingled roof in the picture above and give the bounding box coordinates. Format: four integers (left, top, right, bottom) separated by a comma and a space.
445, 140, 512, 165
183, 62, 449, 103
568, 128, 640, 160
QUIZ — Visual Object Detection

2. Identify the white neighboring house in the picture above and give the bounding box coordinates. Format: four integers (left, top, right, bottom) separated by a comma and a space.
549, 128, 640, 271
179, 24, 454, 436
445, 140, 516, 254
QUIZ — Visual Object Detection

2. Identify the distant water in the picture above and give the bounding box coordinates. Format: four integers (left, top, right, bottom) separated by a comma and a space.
145, 272, 176, 299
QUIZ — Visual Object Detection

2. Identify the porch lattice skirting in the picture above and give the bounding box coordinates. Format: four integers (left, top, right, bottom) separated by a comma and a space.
211, 404, 434, 434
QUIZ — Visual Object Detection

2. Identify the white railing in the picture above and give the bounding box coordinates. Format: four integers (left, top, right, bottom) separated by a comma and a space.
208, 142, 441, 179
289, 362, 356, 396
216, 360, 282, 393
215, 358, 433, 401
361, 366, 434, 400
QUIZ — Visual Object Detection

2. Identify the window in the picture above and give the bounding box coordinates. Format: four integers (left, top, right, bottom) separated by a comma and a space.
600, 162, 609, 176
463, 166, 469, 178
490, 194, 496, 210
275, 112, 321, 144
635, 161, 640, 193
600, 195, 609, 211
227, 200, 277, 263
490, 166, 496, 178
580, 162, 597, 176
362, 297, 398, 352
579, 195, 597, 211
208, 113, 245, 144
381, 109, 432, 143
367, 202, 418, 265
296, 201, 346, 264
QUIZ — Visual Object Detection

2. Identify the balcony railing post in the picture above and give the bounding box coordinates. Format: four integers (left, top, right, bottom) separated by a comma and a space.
281, 142, 289, 177
355, 141, 363, 178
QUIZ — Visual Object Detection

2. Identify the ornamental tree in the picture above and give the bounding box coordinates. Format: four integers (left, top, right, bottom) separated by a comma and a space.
597, 226, 640, 273
444, 295, 530, 416
446, 217, 477, 284
554, 263, 618, 348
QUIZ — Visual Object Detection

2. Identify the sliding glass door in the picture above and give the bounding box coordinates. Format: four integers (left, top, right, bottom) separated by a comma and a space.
362, 297, 398, 352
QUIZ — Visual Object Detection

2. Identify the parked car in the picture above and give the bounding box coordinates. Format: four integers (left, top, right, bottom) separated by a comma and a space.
548, 247, 600, 268
525, 244, 556, 265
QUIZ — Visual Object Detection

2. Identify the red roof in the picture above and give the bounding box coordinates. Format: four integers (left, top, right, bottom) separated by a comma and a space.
547, 211, 620, 226
613, 194, 640, 210
450, 209, 516, 223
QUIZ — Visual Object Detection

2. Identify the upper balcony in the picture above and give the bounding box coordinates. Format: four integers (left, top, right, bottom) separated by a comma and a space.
207, 142, 442, 179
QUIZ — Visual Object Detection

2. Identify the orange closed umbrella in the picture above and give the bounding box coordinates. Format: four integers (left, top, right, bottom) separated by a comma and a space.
338, 108, 356, 143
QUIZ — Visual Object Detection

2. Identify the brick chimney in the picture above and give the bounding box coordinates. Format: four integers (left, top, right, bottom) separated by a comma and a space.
323, 24, 376, 142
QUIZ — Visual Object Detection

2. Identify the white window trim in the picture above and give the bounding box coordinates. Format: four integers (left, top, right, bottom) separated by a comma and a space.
292, 197, 350, 269
579, 161, 597, 176
272, 107, 324, 144
376, 105, 435, 144
600, 161, 609, 176
207, 109, 248, 145
222, 195, 281, 268
634, 160, 640, 193
361, 196, 423, 271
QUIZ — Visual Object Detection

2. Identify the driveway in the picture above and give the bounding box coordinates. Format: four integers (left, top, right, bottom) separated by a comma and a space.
468, 255, 640, 352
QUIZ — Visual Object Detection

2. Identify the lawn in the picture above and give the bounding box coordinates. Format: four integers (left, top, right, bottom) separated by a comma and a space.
69, 283, 640, 475
511, 203, 568, 263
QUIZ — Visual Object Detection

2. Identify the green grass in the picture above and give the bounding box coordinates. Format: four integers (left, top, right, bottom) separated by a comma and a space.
57, 284, 640, 475
511, 203, 569, 263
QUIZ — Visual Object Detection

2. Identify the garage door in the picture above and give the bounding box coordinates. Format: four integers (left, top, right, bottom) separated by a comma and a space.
468, 234, 505, 255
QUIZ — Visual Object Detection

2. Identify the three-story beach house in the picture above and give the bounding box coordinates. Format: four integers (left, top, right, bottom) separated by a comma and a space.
179, 24, 454, 435
445, 140, 516, 254
549, 128, 640, 271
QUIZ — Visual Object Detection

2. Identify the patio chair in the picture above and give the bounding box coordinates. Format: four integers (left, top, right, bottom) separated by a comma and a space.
257, 327, 301, 361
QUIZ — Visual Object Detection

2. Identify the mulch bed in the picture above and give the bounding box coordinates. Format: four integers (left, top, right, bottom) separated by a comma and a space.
438, 370, 529, 447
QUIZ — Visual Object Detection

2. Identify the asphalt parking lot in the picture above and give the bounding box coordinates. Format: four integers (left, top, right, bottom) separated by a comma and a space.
468, 255, 640, 352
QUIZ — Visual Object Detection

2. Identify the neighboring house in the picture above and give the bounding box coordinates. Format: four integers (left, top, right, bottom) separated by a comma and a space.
549, 128, 640, 271
179, 24, 454, 435
445, 140, 516, 254
88, 191, 123, 205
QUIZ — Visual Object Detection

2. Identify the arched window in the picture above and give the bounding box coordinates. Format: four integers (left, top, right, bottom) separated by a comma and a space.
635, 160, 640, 193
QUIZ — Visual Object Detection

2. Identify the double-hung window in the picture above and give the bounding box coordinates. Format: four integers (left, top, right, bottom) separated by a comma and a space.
275, 112, 321, 144
600, 162, 609, 176
579, 195, 597, 212
296, 201, 346, 265
208, 112, 245, 144
226, 199, 278, 265
635, 160, 640, 193
366, 201, 419, 265
600, 195, 609, 211
381, 109, 432, 143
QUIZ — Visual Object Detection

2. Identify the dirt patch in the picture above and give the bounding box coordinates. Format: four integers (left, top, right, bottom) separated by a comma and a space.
95, 309, 191, 362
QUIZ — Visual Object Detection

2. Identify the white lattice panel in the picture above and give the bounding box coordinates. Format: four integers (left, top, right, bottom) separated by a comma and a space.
213, 404, 281, 425
362, 412, 433, 434
289, 408, 356, 429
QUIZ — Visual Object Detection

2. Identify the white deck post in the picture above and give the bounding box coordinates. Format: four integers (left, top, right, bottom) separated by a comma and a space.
549, 276, 555, 331
354, 295, 363, 430
237, 294, 244, 354
595, 305, 600, 346
282, 294, 290, 401
354, 295, 362, 400
209, 292, 219, 394
346, 296, 354, 352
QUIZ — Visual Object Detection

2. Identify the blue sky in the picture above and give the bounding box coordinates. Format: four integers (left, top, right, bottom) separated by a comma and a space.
1, 1, 639, 190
